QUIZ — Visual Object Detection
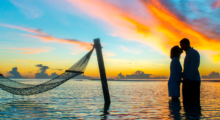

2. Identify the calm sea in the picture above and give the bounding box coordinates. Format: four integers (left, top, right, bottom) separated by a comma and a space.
0, 79, 220, 119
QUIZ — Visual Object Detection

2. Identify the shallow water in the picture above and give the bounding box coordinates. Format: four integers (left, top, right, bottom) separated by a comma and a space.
0, 80, 220, 119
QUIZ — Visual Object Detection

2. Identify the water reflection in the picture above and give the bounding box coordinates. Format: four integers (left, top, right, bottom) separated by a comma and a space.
0, 100, 88, 119
100, 102, 110, 120
0, 98, 105, 119
1, 81, 220, 119
183, 99, 202, 119
169, 99, 181, 119
0, 100, 51, 119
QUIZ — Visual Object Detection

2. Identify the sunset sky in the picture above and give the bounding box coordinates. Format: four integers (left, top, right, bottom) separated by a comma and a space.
0, 0, 220, 78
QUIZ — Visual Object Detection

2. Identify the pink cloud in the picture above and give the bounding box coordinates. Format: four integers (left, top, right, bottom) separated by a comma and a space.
0, 24, 45, 35
9, 47, 51, 54
103, 51, 115, 57
213, 0, 220, 9
66, 0, 153, 36
23, 34, 92, 50
65, 0, 220, 63
1, 24, 92, 50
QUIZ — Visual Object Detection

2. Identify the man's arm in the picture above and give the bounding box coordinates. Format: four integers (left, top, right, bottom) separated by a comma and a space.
186, 51, 200, 80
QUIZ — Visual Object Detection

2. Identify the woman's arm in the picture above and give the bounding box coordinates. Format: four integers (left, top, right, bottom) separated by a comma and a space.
171, 58, 182, 82
175, 58, 182, 82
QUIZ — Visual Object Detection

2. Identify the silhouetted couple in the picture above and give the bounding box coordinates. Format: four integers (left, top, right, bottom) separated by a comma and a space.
168, 38, 201, 118
168, 38, 201, 101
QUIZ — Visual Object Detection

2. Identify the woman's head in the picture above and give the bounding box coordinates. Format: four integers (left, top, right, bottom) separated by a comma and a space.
170, 46, 182, 59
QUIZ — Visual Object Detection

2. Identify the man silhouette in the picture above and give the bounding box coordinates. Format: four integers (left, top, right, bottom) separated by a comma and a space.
0, 73, 3, 77
180, 38, 201, 101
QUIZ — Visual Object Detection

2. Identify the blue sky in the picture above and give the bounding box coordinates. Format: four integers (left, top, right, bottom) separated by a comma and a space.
1, 0, 220, 78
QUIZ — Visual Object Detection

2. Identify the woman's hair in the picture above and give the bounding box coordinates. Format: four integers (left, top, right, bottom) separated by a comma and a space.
170, 46, 181, 59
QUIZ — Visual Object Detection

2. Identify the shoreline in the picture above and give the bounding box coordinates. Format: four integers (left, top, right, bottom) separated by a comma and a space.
6, 78, 220, 82
89, 79, 220, 82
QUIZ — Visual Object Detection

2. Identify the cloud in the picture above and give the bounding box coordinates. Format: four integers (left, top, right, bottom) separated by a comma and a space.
50, 72, 59, 78
10, 0, 43, 19
9, 47, 51, 54
0, 24, 45, 35
201, 71, 220, 79
0, 24, 93, 50
35, 64, 50, 78
7, 67, 25, 78
16, 60, 52, 64
212, 0, 220, 9
0, 44, 54, 55
36, 64, 49, 73
103, 51, 115, 57
52, 68, 63, 71
23, 34, 92, 50
34, 64, 92, 79
66, 0, 220, 63
121, 45, 141, 54
35, 64, 64, 78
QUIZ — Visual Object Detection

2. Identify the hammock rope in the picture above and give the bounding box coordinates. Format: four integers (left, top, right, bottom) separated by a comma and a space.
0, 47, 94, 95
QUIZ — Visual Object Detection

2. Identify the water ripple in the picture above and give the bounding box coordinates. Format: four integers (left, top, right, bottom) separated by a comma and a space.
0, 80, 220, 119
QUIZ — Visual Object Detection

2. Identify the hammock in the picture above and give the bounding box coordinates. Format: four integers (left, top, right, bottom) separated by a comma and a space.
0, 48, 94, 95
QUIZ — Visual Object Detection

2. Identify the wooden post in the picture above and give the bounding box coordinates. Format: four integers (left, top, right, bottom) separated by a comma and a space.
94, 38, 111, 105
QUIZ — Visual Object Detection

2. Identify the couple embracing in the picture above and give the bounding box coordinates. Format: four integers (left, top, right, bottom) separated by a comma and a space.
168, 38, 201, 101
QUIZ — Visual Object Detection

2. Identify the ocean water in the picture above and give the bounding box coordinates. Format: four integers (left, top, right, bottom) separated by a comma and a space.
0, 79, 220, 119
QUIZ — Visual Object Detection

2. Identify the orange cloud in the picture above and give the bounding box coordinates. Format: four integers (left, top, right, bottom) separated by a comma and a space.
141, 0, 220, 59
66, 0, 152, 36
1, 24, 92, 50
9, 47, 51, 54
66, 0, 220, 63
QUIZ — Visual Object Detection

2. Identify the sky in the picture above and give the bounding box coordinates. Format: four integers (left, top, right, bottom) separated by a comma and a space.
0, 0, 220, 78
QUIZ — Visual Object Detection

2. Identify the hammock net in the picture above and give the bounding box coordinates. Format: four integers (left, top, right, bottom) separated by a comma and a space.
0, 48, 94, 95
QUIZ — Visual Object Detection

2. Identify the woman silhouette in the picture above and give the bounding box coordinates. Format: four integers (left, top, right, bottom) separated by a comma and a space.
168, 46, 183, 101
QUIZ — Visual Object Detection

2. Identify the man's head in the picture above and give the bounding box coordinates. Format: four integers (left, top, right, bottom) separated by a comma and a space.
0, 73, 3, 77
180, 38, 191, 51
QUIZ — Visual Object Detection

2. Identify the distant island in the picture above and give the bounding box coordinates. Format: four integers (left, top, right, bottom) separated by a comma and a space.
116, 71, 167, 79
201, 71, 220, 79
4, 66, 220, 80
